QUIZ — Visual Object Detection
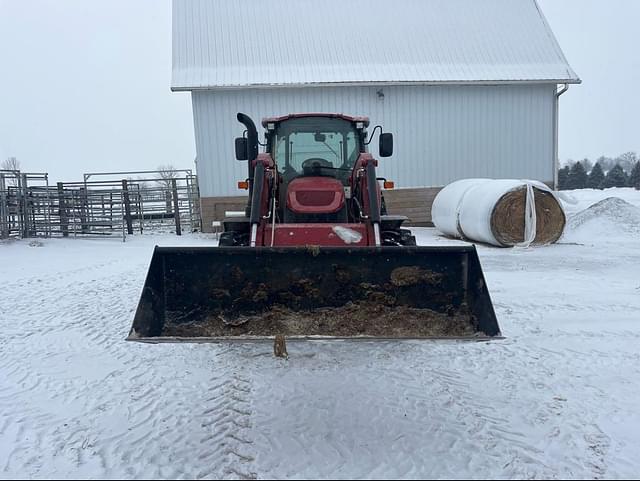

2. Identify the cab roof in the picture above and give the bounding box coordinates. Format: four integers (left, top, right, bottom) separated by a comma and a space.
261, 113, 370, 128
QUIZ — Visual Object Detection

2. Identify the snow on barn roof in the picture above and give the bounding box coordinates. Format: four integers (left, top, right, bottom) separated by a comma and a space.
171, 0, 580, 91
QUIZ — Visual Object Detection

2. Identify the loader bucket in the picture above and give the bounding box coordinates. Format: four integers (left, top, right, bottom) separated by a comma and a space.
128, 246, 501, 342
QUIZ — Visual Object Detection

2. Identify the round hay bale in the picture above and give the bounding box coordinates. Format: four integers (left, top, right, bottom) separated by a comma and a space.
490, 186, 566, 246
432, 178, 566, 247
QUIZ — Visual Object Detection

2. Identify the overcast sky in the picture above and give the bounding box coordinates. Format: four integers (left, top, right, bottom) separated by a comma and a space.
0, 0, 639, 181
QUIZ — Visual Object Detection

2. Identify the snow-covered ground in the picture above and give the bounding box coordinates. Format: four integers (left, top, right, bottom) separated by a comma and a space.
1, 188, 639, 479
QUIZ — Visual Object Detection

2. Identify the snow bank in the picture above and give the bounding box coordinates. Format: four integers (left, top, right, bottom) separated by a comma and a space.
563, 197, 640, 244
558, 187, 640, 216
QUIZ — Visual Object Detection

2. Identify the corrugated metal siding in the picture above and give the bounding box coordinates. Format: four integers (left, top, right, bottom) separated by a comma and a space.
172, 0, 579, 89
193, 84, 555, 197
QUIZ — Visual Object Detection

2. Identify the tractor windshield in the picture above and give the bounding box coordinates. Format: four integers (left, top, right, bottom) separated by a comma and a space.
271, 117, 360, 181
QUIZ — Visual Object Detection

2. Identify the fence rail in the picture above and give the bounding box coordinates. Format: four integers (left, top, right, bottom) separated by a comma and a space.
0, 170, 201, 240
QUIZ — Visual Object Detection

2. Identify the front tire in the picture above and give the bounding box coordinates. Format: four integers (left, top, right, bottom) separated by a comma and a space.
382, 228, 417, 246
218, 231, 249, 247
399, 228, 417, 246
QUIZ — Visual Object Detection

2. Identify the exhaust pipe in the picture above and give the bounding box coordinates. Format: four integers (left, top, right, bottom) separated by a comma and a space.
237, 113, 259, 182
237, 113, 260, 218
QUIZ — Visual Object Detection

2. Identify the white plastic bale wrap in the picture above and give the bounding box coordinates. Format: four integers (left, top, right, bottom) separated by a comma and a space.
432, 178, 565, 247
430, 179, 486, 238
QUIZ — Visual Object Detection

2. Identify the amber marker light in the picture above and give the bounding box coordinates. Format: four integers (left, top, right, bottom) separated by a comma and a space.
383, 181, 395, 189
238, 181, 249, 190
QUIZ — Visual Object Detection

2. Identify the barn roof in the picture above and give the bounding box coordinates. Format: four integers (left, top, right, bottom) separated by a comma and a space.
171, 0, 580, 91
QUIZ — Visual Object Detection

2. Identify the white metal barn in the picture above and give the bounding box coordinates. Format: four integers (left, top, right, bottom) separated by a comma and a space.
172, 0, 580, 229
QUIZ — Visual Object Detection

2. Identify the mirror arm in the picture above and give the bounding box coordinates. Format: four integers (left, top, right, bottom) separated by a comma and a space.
364, 125, 382, 145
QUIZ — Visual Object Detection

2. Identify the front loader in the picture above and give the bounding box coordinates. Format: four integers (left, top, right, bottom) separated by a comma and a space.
128, 113, 500, 342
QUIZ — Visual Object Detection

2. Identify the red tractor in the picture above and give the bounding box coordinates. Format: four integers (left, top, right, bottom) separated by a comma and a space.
128, 113, 500, 343
221, 113, 416, 248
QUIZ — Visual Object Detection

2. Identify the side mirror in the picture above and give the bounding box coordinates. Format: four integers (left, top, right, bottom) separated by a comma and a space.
379, 133, 393, 157
235, 137, 248, 161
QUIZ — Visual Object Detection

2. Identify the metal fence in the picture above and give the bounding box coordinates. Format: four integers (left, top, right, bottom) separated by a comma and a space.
0, 170, 53, 239
0, 169, 201, 240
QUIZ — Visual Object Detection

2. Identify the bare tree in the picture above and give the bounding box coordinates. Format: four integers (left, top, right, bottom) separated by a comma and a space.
157, 164, 178, 187
1, 157, 20, 172
1, 157, 21, 186
616, 151, 638, 173
157, 164, 179, 213
596, 156, 614, 173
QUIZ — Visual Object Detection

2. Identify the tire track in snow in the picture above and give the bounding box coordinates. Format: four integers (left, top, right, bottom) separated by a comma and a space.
196, 347, 257, 480
244, 334, 625, 479
2, 235, 640, 478
0, 252, 258, 479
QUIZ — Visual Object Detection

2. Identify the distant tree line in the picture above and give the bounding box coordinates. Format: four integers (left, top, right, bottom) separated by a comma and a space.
558, 152, 640, 190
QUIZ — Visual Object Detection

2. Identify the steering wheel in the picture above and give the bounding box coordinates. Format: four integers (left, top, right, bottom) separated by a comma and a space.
301, 157, 333, 170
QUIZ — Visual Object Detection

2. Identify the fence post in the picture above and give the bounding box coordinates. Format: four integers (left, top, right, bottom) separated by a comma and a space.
57, 182, 69, 237
0, 174, 8, 239
171, 178, 181, 236
122, 179, 133, 235
137, 185, 143, 234
165, 190, 173, 214
79, 187, 89, 234
44, 174, 52, 238
19, 173, 29, 238
185, 176, 195, 233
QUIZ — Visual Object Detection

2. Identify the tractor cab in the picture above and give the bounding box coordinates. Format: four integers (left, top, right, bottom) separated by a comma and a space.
263, 114, 371, 223
264, 114, 368, 185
